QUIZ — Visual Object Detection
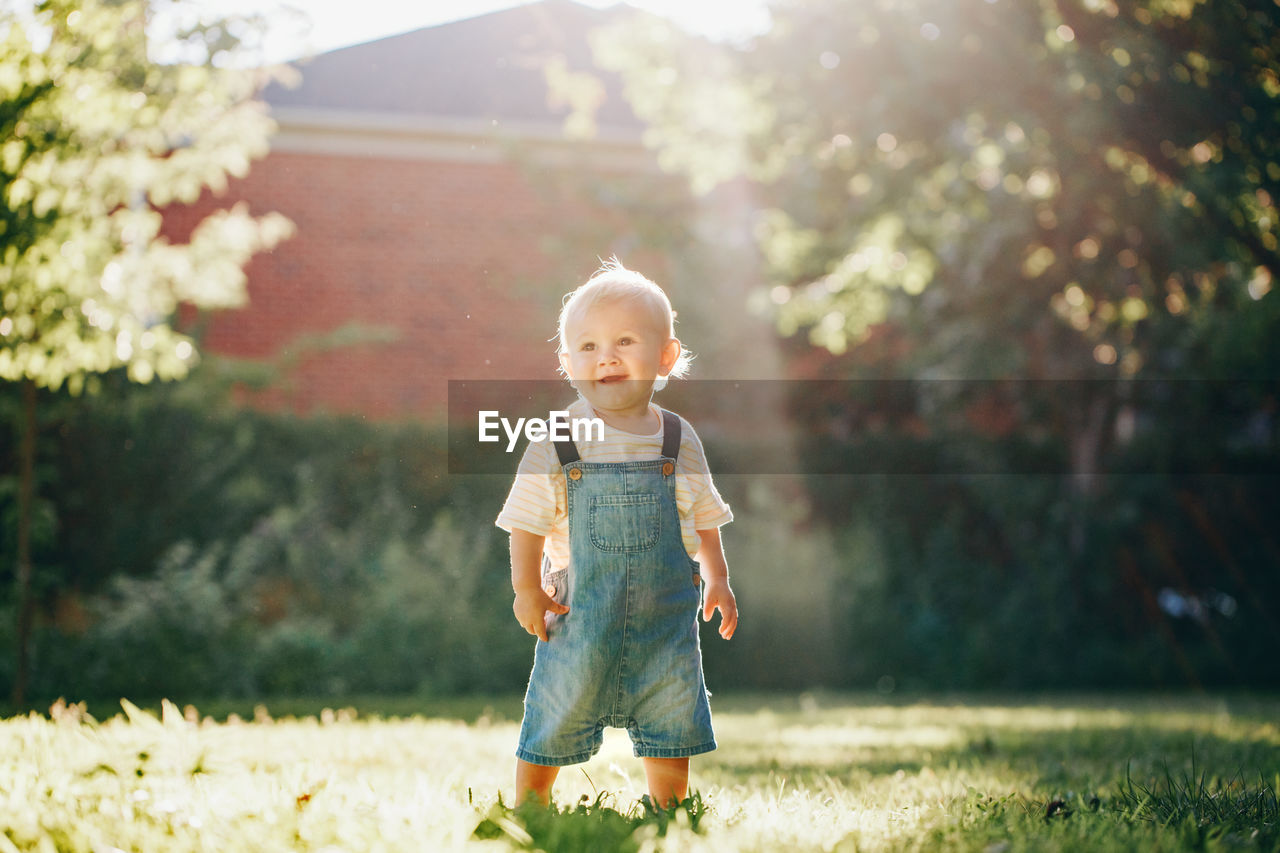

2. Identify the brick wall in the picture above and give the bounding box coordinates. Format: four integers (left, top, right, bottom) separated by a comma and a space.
164, 149, 607, 420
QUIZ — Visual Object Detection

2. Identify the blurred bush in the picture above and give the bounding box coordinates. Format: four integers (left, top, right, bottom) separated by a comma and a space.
799, 466, 1280, 692
0, 371, 525, 703
3, 368, 1278, 704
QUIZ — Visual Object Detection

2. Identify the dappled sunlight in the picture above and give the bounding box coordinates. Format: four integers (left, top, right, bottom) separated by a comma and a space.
4, 1, 1279, 850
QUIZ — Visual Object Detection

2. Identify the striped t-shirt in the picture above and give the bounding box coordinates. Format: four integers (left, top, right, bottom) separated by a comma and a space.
495, 397, 733, 570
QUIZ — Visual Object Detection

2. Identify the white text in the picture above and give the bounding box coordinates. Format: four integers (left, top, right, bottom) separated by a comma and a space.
478, 410, 604, 452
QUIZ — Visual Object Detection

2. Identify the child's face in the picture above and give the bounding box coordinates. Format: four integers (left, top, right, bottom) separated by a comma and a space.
559, 297, 680, 416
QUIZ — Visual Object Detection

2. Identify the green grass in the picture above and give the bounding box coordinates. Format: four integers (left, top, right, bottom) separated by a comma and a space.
1, 693, 1277, 851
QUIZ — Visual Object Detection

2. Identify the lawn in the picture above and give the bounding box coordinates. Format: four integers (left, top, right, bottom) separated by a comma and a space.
1, 692, 1277, 851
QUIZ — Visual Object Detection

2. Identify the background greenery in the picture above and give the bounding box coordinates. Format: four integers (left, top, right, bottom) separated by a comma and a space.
2, 0, 1279, 707
2, 364, 1277, 706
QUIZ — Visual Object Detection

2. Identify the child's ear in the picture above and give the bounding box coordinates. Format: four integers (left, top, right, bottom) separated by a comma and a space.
558, 351, 574, 380
657, 337, 681, 377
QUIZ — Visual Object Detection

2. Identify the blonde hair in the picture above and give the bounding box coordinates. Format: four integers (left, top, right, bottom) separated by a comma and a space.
556, 258, 693, 382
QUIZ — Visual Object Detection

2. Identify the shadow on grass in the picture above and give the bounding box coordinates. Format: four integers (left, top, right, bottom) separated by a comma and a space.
706, 695, 1280, 850
710, 693, 1279, 780
713, 719, 1278, 786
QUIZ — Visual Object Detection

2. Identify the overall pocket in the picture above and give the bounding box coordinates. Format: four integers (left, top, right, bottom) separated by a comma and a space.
542, 567, 569, 636
588, 494, 661, 553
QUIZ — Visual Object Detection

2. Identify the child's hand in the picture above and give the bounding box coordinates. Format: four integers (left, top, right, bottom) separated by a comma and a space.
513, 585, 570, 643
701, 578, 738, 640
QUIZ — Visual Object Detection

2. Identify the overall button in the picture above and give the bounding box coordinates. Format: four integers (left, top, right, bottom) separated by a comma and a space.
662, 462, 674, 476
568, 468, 582, 480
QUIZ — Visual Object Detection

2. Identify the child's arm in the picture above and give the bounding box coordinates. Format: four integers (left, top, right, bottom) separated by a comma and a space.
510, 527, 569, 643
696, 527, 737, 640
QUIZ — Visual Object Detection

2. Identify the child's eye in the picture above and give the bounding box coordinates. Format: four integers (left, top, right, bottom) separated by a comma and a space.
580, 342, 595, 352
618, 337, 634, 346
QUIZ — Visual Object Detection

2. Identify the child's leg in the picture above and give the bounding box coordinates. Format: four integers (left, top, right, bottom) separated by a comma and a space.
641, 757, 689, 807
515, 759, 560, 805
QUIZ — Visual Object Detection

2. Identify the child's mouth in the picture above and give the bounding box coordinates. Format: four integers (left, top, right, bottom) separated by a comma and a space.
598, 375, 627, 384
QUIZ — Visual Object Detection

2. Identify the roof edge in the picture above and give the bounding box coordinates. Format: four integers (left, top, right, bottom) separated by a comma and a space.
270, 105, 644, 146
268, 105, 655, 169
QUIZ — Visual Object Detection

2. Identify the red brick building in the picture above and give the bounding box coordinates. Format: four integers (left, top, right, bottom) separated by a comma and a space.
168, 0, 678, 420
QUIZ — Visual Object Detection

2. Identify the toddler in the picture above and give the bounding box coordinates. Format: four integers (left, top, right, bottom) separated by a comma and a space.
495, 259, 738, 808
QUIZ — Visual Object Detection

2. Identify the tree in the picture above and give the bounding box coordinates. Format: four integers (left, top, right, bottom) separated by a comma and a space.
589, 0, 1280, 687
0, 0, 293, 706
590, 0, 1280, 520
594, 0, 1279, 395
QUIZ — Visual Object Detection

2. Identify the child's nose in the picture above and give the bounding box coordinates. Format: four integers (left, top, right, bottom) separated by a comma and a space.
597, 346, 619, 364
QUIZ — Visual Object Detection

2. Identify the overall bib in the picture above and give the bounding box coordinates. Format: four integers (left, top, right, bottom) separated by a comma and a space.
516, 410, 716, 766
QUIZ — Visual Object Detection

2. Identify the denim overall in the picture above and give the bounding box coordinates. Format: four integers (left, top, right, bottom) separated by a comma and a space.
516, 409, 716, 766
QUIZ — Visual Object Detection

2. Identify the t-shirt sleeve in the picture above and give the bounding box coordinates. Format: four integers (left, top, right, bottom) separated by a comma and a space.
678, 417, 733, 530
495, 439, 561, 536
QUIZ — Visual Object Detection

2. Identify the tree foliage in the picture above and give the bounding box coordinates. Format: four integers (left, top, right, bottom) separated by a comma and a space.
0, 0, 293, 393
596, 0, 1279, 380
1, 0, 293, 707
589, 0, 1280, 690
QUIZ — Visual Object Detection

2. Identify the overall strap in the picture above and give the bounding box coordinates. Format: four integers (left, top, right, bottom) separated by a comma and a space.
552, 409, 682, 466
552, 432, 581, 467
660, 409, 682, 461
